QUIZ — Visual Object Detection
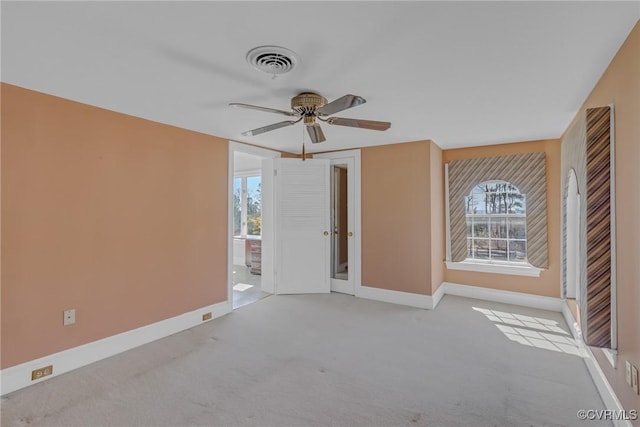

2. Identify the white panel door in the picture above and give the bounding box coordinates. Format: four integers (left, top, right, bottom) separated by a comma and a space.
261, 157, 275, 294
275, 158, 330, 294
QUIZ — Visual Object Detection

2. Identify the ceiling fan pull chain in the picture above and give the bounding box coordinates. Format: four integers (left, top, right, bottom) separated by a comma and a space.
301, 124, 306, 161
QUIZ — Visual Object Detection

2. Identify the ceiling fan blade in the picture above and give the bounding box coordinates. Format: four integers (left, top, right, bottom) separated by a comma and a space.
326, 117, 391, 131
230, 103, 297, 117
242, 119, 301, 137
306, 124, 326, 144
316, 94, 366, 116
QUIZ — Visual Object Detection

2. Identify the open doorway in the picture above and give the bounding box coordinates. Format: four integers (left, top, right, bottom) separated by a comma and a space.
232, 158, 265, 308
228, 143, 280, 309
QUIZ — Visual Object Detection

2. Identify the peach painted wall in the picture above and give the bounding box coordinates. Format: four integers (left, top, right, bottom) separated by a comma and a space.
1, 84, 228, 369
570, 21, 639, 418
442, 139, 562, 298
361, 140, 432, 295
430, 142, 445, 294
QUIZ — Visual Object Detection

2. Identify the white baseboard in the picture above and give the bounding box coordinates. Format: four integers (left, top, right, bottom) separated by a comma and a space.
356, 281, 563, 312
357, 285, 436, 309
561, 302, 630, 427
0, 300, 232, 396
561, 301, 583, 340
431, 283, 446, 309
441, 282, 565, 312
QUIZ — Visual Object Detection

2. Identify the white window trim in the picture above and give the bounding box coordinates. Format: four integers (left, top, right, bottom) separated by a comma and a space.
601, 348, 618, 368
444, 164, 542, 278
446, 260, 542, 277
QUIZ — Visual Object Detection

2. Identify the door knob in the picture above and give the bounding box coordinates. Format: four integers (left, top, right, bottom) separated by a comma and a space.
348, 232, 354, 237
324, 231, 329, 236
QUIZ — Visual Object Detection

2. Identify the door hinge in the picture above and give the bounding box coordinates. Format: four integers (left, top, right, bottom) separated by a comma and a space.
274, 169, 277, 177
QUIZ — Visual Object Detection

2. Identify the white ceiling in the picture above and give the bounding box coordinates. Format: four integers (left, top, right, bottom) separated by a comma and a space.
2, 2, 638, 154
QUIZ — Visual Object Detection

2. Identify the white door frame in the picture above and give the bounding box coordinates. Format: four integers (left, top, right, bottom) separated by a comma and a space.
227, 142, 280, 307
314, 149, 362, 295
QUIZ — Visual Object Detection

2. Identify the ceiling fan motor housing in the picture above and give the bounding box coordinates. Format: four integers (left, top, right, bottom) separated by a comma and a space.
291, 92, 327, 118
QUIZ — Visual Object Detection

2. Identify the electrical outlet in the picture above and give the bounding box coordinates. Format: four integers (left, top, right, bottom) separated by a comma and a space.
632, 365, 639, 395
63, 309, 76, 326
626, 361, 632, 386
202, 312, 212, 321
31, 365, 53, 381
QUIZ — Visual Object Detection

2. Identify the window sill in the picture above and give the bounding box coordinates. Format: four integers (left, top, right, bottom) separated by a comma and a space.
601, 348, 618, 368
445, 261, 543, 277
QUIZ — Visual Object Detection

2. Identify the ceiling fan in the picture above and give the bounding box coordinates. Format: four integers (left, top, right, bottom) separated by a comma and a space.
229, 92, 391, 144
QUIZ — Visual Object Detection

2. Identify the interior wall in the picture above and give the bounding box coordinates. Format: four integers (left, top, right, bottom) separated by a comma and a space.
361, 140, 432, 295
567, 21, 639, 416
430, 142, 445, 294
442, 139, 561, 298
1, 84, 228, 369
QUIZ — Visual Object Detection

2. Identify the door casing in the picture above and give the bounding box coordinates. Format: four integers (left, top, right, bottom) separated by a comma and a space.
314, 150, 362, 296
227, 141, 281, 306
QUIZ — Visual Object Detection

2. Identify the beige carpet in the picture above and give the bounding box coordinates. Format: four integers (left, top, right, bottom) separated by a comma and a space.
1, 293, 608, 427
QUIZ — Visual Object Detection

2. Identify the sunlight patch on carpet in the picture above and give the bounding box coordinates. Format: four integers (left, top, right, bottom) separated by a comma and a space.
473, 306, 584, 357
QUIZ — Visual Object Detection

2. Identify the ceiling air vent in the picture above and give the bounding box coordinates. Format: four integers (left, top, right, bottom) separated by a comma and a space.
246, 45, 299, 76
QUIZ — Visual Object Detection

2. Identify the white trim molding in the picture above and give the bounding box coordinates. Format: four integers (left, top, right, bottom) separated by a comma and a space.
446, 261, 543, 277
431, 284, 446, 309
609, 103, 618, 351
601, 348, 618, 369
228, 141, 281, 303
313, 149, 362, 297
561, 301, 583, 341
0, 301, 231, 396
439, 282, 563, 311
444, 163, 452, 261
356, 281, 561, 312
356, 286, 439, 310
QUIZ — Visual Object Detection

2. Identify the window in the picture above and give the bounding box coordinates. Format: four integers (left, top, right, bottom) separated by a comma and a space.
465, 181, 526, 263
233, 174, 262, 238
233, 177, 242, 236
